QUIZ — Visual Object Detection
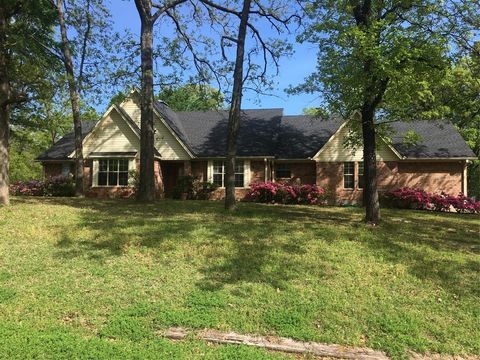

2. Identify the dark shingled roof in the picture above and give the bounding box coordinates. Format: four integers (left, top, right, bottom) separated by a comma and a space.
176, 108, 283, 157
37, 104, 476, 161
390, 120, 476, 159
36, 121, 96, 161
276, 115, 344, 158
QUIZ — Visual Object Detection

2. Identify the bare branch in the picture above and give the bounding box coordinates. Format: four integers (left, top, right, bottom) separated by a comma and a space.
152, 0, 189, 22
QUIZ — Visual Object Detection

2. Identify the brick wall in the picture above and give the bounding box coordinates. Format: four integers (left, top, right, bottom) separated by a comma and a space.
378, 161, 463, 194
191, 160, 207, 181
84, 158, 164, 199
275, 162, 317, 185
190, 160, 265, 200
250, 160, 266, 184
44, 159, 465, 202
317, 161, 465, 205
83, 159, 92, 188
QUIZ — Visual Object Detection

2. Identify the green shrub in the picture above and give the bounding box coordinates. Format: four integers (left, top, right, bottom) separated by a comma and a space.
173, 175, 219, 200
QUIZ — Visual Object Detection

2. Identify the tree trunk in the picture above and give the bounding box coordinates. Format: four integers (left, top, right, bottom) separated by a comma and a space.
0, 8, 9, 206
135, 2, 156, 202
225, 0, 251, 211
361, 107, 380, 224
57, 0, 84, 196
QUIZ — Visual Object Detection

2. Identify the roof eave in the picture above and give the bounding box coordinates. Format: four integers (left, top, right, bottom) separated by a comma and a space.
401, 156, 477, 161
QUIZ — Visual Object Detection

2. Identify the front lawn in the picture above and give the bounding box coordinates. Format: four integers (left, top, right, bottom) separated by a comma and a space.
0, 198, 478, 359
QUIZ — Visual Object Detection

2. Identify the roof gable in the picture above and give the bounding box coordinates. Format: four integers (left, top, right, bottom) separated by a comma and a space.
313, 119, 401, 161
81, 107, 140, 157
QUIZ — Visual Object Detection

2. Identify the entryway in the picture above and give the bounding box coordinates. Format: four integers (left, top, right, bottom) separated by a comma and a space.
161, 162, 184, 197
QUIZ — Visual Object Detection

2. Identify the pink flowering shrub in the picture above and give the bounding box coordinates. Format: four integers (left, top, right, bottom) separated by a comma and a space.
386, 187, 479, 213
246, 182, 327, 205
10, 180, 45, 196
10, 175, 75, 197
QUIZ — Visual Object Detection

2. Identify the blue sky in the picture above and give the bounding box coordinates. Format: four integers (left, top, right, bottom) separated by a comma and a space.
109, 1, 321, 115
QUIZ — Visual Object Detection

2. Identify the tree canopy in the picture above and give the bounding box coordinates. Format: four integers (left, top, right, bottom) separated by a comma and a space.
109, 84, 225, 112
291, 0, 479, 222
156, 84, 224, 111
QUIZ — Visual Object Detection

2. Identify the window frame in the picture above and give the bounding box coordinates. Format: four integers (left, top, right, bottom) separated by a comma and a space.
343, 161, 355, 189
209, 160, 249, 188
212, 160, 225, 188
94, 158, 131, 187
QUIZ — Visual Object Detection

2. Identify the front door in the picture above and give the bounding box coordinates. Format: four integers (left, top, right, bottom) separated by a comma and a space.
161, 162, 183, 197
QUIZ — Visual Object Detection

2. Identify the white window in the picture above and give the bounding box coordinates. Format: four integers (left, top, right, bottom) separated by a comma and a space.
209, 160, 249, 188
212, 160, 224, 187
343, 162, 355, 189
96, 159, 129, 186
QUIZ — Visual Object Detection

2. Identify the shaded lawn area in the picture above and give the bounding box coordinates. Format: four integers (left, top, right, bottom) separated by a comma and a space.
0, 197, 478, 359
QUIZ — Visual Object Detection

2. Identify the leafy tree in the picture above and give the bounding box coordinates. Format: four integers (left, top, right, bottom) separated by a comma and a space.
213, 0, 252, 211
108, 91, 128, 108
109, 85, 224, 111
435, 44, 480, 197
134, 0, 189, 202
196, 0, 298, 210
293, 0, 479, 223
9, 130, 48, 182
55, 0, 85, 196
0, 1, 57, 205
54, 0, 123, 196
157, 84, 224, 111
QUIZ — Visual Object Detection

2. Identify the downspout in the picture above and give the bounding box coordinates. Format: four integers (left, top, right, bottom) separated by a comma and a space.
463, 160, 468, 196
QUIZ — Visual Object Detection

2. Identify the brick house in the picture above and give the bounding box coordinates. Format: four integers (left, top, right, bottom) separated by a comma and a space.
37, 90, 476, 203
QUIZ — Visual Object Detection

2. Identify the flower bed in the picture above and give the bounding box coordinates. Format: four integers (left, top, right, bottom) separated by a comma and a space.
385, 187, 480, 213
246, 182, 327, 205
9, 175, 75, 197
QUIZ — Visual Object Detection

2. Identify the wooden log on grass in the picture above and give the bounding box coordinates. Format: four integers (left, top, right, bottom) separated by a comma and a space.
163, 327, 389, 360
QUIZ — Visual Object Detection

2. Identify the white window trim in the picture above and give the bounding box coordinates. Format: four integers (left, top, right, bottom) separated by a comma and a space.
343, 161, 355, 190
207, 159, 250, 188
92, 158, 135, 187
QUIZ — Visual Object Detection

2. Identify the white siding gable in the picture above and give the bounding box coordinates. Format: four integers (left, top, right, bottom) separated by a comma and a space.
83, 110, 139, 157
121, 97, 141, 127
315, 124, 400, 162
153, 117, 191, 160
119, 94, 191, 160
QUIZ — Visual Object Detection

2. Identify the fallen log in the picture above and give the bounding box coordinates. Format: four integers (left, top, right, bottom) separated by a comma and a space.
162, 327, 389, 360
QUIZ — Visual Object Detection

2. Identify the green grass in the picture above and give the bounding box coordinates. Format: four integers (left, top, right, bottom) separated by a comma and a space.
0, 197, 479, 359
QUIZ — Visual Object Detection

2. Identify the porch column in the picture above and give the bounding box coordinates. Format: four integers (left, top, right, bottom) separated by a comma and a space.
462, 160, 468, 196
271, 160, 275, 182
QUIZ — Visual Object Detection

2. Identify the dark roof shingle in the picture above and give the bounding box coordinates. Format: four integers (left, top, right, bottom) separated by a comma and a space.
276, 115, 344, 158
36, 121, 96, 161
176, 108, 283, 157
37, 104, 476, 161
390, 120, 476, 158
